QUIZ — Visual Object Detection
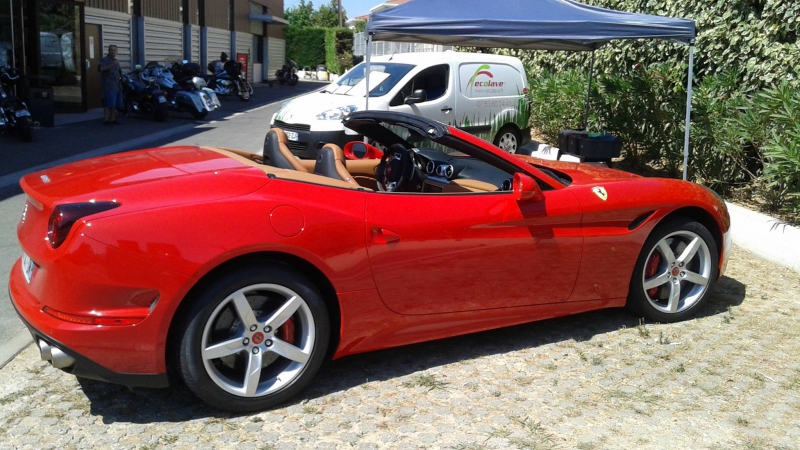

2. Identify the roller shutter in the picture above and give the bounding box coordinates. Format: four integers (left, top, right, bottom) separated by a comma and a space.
207, 27, 231, 65
235, 31, 253, 83
267, 38, 284, 80
191, 25, 201, 64
144, 17, 183, 64
85, 7, 132, 73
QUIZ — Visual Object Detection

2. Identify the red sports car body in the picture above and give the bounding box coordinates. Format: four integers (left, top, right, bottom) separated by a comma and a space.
9, 111, 730, 411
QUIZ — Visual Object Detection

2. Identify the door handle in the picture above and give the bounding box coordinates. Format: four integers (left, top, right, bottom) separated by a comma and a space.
84, 59, 90, 70
441, 106, 453, 113
371, 227, 401, 244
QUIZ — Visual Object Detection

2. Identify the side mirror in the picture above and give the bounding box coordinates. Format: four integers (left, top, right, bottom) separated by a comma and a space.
513, 172, 543, 202
343, 141, 384, 159
134, 64, 142, 71
404, 89, 427, 105
182, 59, 189, 65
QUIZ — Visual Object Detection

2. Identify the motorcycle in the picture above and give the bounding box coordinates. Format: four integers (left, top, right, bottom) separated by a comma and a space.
206, 60, 253, 101
275, 60, 299, 86
120, 66, 169, 121
141, 60, 220, 120
0, 66, 33, 142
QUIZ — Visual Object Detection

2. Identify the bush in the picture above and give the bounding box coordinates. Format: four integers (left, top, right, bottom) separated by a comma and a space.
324, 28, 354, 75
526, 69, 588, 144
285, 27, 326, 68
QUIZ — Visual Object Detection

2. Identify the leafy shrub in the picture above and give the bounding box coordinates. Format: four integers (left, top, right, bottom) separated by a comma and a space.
285, 27, 326, 68
526, 69, 588, 144
325, 28, 354, 75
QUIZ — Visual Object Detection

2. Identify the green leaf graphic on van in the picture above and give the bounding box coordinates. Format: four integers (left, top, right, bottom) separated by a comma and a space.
467, 64, 492, 96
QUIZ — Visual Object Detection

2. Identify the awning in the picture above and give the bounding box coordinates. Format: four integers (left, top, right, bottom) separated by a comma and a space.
249, 14, 290, 26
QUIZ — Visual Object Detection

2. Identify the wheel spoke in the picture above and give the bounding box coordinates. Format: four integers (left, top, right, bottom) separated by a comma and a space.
644, 271, 671, 290
243, 351, 263, 396
270, 338, 309, 364
677, 237, 701, 265
265, 296, 302, 329
657, 240, 676, 265
231, 291, 259, 326
683, 270, 709, 286
203, 337, 245, 360
667, 280, 681, 312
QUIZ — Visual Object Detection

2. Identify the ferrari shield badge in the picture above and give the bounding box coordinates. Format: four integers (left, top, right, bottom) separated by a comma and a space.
592, 186, 608, 201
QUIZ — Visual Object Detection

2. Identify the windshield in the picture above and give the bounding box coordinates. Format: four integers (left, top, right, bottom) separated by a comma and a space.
330, 62, 414, 97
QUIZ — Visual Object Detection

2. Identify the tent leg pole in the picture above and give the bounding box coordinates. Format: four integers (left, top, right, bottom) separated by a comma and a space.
365, 33, 372, 112
583, 50, 595, 131
682, 43, 695, 181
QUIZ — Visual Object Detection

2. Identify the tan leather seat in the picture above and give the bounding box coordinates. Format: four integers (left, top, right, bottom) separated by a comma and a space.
314, 144, 359, 187
262, 128, 309, 173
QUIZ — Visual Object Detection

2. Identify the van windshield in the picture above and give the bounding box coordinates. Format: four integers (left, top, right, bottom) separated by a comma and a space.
328, 62, 414, 97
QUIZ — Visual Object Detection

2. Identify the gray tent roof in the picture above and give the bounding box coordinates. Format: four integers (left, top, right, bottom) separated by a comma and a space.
367, 0, 695, 51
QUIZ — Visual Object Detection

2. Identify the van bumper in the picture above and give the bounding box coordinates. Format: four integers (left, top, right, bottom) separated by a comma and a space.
271, 123, 363, 159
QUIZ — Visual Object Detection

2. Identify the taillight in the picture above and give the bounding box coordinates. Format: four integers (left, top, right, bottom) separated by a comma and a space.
47, 201, 120, 249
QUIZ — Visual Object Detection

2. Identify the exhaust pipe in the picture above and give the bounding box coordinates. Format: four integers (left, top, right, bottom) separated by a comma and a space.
37, 339, 75, 370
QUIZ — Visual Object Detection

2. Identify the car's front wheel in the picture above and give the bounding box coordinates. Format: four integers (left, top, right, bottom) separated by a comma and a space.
627, 217, 719, 323
177, 263, 330, 412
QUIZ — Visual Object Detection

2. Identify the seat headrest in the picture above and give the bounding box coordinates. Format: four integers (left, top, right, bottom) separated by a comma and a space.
270, 128, 289, 145
321, 143, 344, 161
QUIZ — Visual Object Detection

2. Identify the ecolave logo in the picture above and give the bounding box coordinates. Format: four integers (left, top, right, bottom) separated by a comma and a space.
466, 64, 505, 96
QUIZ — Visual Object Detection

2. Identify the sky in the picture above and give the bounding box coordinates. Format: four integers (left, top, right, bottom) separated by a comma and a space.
283, 0, 378, 20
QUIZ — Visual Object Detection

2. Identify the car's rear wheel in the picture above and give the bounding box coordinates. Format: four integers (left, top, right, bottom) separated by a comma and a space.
177, 264, 330, 412
627, 217, 718, 323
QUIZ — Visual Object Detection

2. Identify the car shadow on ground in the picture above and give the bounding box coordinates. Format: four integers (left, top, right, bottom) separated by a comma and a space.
78, 274, 746, 423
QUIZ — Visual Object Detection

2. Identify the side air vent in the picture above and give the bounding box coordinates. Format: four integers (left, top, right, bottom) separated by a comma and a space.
628, 211, 655, 230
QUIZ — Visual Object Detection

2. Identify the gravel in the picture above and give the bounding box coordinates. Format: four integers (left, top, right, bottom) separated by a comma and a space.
1, 245, 799, 449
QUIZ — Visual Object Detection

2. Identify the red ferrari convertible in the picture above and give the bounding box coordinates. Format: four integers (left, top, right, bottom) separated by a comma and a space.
9, 111, 730, 412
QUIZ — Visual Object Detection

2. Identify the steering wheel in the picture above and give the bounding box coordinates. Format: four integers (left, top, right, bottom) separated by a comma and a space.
376, 143, 414, 192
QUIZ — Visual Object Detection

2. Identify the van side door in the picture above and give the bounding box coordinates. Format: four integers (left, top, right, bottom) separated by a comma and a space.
388, 63, 455, 126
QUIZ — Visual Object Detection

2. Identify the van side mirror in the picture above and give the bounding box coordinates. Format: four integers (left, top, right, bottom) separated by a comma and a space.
404, 89, 427, 105
343, 141, 384, 159
513, 172, 543, 202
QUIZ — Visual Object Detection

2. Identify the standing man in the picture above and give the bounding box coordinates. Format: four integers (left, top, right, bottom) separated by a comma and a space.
99, 44, 122, 125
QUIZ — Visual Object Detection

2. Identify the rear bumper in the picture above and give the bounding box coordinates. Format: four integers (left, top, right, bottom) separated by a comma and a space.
9, 291, 169, 388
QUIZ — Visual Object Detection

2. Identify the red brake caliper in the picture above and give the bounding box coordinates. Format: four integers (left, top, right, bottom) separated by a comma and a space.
645, 252, 662, 298
278, 318, 295, 345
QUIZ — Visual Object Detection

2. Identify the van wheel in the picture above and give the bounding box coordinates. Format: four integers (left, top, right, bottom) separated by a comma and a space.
493, 126, 520, 154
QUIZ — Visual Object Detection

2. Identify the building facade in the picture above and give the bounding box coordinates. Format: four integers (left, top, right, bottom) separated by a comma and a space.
0, 0, 287, 115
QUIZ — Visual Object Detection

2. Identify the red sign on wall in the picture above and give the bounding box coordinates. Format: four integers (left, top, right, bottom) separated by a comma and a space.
236, 53, 248, 77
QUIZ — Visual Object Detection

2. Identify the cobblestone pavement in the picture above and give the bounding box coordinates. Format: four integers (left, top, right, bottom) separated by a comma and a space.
1, 245, 799, 450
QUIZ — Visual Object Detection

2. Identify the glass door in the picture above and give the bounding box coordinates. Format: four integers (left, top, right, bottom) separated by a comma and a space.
37, 0, 83, 112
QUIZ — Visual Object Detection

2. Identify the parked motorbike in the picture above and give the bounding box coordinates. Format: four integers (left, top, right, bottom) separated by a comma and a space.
206, 60, 253, 101
141, 60, 220, 120
275, 60, 299, 86
0, 66, 33, 142
120, 66, 169, 121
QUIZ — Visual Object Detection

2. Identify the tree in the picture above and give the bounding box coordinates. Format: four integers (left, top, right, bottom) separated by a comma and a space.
285, 0, 315, 28
354, 21, 367, 33
310, 0, 346, 28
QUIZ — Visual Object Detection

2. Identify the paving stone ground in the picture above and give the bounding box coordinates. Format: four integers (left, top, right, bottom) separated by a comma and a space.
1, 245, 799, 450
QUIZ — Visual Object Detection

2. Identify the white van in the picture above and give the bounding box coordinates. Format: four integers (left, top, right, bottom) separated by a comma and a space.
270, 51, 531, 157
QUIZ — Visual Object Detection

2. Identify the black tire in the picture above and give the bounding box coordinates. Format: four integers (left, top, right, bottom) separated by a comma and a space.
287, 75, 299, 86
626, 216, 719, 323
176, 263, 330, 412
190, 108, 209, 120
493, 125, 521, 154
238, 81, 251, 101
153, 101, 169, 121
16, 116, 33, 142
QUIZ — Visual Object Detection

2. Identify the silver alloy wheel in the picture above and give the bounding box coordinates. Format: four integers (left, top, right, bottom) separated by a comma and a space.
497, 131, 518, 153
641, 230, 712, 314
201, 283, 315, 397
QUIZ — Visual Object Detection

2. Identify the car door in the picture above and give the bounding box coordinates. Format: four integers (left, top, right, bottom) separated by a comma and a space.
389, 63, 455, 126
365, 188, 584, 315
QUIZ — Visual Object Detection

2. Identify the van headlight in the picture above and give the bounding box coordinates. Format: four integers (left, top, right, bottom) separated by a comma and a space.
316, 105, 357, 120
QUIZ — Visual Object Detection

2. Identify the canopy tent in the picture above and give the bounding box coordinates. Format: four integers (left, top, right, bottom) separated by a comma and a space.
364, 0, 697, 180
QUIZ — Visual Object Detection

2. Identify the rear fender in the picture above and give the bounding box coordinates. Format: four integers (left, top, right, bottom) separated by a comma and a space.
174, 91, 203, 112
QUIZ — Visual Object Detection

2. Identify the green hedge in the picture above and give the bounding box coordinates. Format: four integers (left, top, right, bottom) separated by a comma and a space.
324, 28, 354, 75
285, 27, 326, 68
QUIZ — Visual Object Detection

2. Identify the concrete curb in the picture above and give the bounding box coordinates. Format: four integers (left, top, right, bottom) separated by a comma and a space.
0, 327, 33, 369
726, 202, 800, 274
